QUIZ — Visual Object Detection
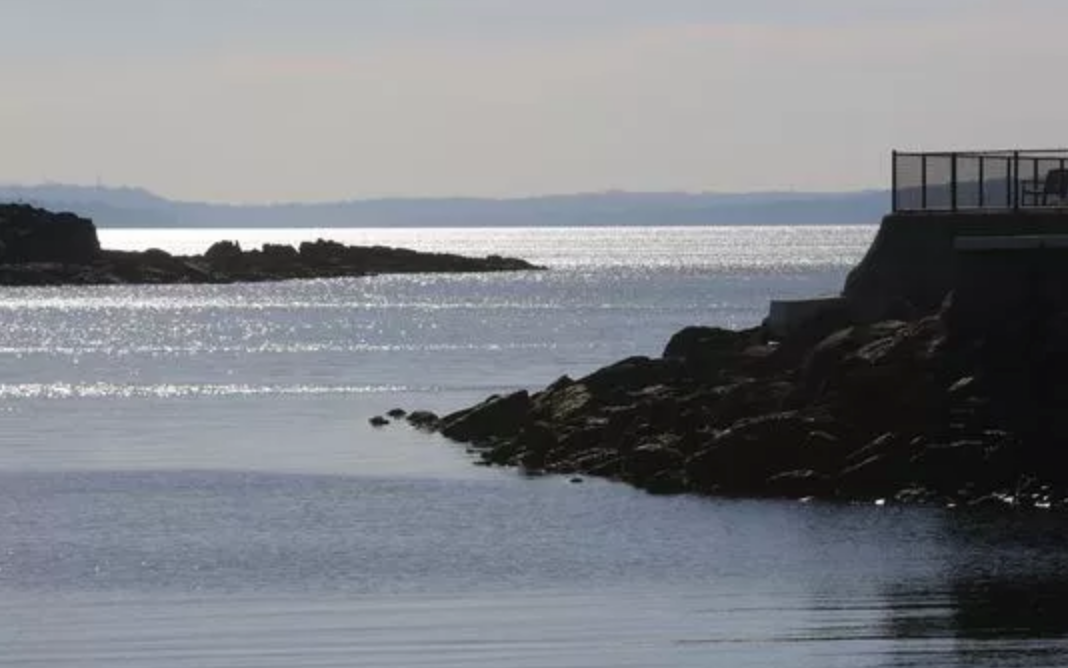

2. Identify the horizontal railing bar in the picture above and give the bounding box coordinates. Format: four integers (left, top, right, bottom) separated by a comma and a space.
895, 148, 1068, 157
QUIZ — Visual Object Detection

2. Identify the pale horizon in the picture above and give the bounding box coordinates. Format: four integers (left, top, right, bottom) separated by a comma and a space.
0, 180, 890, 206
2, 0, 1066, 204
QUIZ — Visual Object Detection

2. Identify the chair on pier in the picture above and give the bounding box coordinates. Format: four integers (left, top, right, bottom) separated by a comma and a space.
1023, 168, 1068, 206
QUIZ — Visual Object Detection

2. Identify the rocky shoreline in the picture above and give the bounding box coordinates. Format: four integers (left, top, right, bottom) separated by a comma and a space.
384, 215, 1068, 509
391, 308, 1065, 508
0, 204, 541, 285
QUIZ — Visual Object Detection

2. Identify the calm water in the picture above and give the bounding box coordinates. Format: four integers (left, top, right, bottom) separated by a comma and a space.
4, 225, 1068, 667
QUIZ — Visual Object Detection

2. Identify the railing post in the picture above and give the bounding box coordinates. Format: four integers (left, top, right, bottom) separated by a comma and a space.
1033, 157, 1040, 207
1013, 151, 1021, 210
1006, 157, 1013, 209
950, 152, 958, 211
978, 155, 985, 208
921, 154, 928, 210
1061, 158, 1066, 208
891, 150, 898, 212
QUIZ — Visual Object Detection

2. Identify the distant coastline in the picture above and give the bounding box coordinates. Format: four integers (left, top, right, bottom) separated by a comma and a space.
0, 183, 888, 228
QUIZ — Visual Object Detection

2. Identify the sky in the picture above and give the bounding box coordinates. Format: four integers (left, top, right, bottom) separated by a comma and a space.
1, 0, 1067, 203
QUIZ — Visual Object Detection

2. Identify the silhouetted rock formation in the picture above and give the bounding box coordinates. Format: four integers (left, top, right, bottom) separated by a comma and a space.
0, 204, 101, 265
425, 303, 1068, 505
0, 204, 541, 286
419, 213, 1068, 507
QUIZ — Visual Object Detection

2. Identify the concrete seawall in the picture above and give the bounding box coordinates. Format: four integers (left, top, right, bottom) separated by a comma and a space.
843, 211, 1068, 322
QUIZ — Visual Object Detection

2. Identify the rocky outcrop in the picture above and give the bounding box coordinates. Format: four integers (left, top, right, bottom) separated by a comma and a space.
0, 204, 101, 265
373, 209, 1068, 508
415, 290, 1068, 507
0, 204, 542, 286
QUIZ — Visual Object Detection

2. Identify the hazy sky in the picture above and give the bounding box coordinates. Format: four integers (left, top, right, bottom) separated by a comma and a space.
1, 0, 1066, 202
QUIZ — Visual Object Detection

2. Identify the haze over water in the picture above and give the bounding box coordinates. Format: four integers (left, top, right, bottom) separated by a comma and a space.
4, 225, 1068, 667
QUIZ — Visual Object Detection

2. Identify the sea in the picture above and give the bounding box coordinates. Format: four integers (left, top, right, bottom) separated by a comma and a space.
3, 225, 1068, 667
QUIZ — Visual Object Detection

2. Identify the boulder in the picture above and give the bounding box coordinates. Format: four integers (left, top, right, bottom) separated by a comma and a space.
624, 438, 685, 489
531, 382, 594, 424
685, 412, 826, 494
580, 356, 686, 398
204, 240, 244, 269
835, 433, 923, 497
708, 380, 795, 427
662, 326, 763, 379
663, 326, 750, 359
0, 204, 100, 264
405, 410, 440, 431
299, 239, 348, 265
439, 390, 532, 443
516, 422, 559, 471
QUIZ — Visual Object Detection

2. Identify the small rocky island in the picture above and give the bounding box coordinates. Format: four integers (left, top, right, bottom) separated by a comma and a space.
0, 204, 540, 285
399, 211, 1068, 509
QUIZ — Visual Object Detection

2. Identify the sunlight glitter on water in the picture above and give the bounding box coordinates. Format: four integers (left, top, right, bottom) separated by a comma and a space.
98, 225, 876, 269
0, 382, 410, 399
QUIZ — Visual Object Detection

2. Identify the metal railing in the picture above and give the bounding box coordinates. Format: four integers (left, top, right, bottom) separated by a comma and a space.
892, 149, 1068, 212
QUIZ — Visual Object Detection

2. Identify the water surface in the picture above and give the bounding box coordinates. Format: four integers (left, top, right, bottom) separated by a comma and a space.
4, 225, 1067, 667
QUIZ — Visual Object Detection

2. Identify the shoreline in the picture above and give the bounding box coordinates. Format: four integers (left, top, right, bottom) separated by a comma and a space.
400, 313, 1062, 509
393, 213, 1068, 510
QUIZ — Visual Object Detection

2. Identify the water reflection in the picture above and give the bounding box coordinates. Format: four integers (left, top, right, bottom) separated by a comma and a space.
881, 510, 1068, 667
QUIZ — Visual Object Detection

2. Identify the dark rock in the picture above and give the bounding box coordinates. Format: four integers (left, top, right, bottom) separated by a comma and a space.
892, 486, 941, 505
662, 326, 759, 378
801, 321, 909, 396
517, 422, 558, 472
544, 375, 574, 392
204, 240, 244, 268
299, 239, 346, 265
439, 390, 532, 443
0, 205, 542, 286
625, 439, 685, 489
369, 415, 390, 427
909, 440, 994, 492
765, 469, 832, 498
709, 380, 794, 427
532, 382, 594, 424
569, 448, 624, 476
769, 297, 856, 364
580, 356, 686, 397
479, 437, 523, 466
387, 408, 407, 419
835, 432, 926, 498
0, 204, 100, 264
685, 412, 826, 494
405, 410, 440, 431
261, 244, 300, 265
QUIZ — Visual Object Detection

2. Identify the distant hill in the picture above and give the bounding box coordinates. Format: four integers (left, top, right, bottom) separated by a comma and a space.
0, 184, 888, 228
